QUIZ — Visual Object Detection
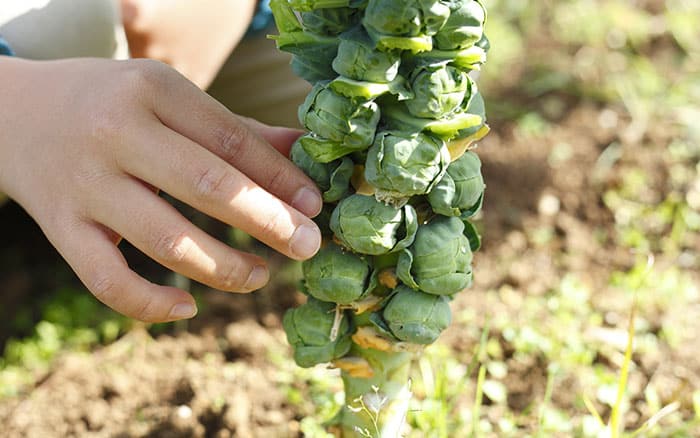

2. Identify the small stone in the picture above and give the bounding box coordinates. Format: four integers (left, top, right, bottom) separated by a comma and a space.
538, 194, 561, 216
176, 405, 192, 420
598, 108, 619, 129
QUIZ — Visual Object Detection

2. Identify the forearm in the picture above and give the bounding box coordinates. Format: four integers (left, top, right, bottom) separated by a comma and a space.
120, 0, 258, 89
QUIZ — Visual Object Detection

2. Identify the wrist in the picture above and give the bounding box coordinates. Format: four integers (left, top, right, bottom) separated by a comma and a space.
0, 56, 35, 199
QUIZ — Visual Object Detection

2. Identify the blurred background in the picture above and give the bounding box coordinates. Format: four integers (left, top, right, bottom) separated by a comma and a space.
1, 0, 699, 436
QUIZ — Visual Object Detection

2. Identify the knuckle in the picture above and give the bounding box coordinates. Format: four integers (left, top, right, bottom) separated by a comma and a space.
213, 123, 250, 163
152, 228, 192, 264
193, 167, 235, 201
89, 273, 120, 304
216, 261, 246, 291
132, 293, 157, 322
260, 208, 287, 239
267, 165, 293, 194
127, 59, 170, 90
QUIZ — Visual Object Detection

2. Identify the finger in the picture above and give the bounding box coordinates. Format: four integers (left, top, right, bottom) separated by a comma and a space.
144, 71, 321, 217
88, 175, 270, 292
49, 219, 197, 323
118, 125, 321, 261
236, 115, 303, 157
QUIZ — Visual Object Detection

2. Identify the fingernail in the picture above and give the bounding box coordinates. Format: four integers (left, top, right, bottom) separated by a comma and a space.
290, 224, 321, 260
291, 187, 323, 217
169, 303, 197, 320
244, 265, 269, 290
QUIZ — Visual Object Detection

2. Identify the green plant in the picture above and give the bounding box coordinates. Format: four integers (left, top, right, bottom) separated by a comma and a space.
270, 1, 490, 435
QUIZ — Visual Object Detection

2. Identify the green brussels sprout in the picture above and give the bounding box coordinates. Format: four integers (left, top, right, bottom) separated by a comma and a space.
361, 0, 452, 53
416, 39, 488, 71
454, 86, 486, 139
365, 131, 450, 201
434, 0, 486, 50
404, 63, 471, 119
298, 83, 381, 154
283, 297, 352, 368
286, 36, 340, 83
332, 27, 401, 83
301, 7, 360, 36
269, 0, 340, 83
428, 150, 484, 218
382, 82, 485, 140
330, 194, 418, 255
329, 75, 411, 100
303, 243, 377, 304
286, 0, 353, 12
290, 140, 353, 202
397, 216, 473, 295
363, 0, 450, 37
382, 285, 451, 344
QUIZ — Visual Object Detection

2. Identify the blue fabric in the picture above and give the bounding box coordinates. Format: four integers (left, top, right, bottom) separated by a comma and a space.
0, 37, 14, 56
247, 0, 274, 35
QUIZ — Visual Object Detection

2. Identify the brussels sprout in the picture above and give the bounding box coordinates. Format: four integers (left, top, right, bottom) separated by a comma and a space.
434, 0, 486, 50
404, 63, 471, 118
332, 27, 401, 83
454, 87, 487, 139
269, 0, 339, 83
286, 0, 352, 12
428, 150, 484, 217
298, 83, 381, 153
382, 83, 486, 140
382, 285, 451, 344
330, 194, 418, 255
416, 43, 488, 71
301, 7, 360, 36
365, 131, 450, 201
329, 76, 411, 100
362, 0, 450, 38
283, 297, 352, 368
397, 216, 473, 295
303, 243, 377, 304
361, 0, 452, 53
291, 140, 353, 202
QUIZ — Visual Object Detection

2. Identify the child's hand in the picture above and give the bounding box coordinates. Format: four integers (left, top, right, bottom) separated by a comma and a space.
0, 57, 322, 322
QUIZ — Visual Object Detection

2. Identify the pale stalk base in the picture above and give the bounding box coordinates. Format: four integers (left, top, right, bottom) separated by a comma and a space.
339, 346, 414, 437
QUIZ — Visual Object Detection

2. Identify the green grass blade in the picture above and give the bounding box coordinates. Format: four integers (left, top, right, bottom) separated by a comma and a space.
609, 296, 636, 438
471, 364, 486, 438
582, 394, 605, 427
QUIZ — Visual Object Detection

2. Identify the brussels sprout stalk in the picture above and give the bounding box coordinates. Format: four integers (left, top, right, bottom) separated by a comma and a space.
270, 0, 490, 435
340, 346, 413, 436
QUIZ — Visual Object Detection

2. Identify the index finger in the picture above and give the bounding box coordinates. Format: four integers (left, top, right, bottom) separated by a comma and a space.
146, 67, 321, 218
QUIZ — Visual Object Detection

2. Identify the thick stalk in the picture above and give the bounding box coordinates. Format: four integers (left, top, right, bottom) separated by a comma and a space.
340, 345, 413, 437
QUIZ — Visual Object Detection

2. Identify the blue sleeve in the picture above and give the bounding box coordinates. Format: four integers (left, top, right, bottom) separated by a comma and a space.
247, 0, 274, 35
0, 37, 14, 56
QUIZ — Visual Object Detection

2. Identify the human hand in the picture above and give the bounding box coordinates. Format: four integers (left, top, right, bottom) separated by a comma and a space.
0, 57, 322, 322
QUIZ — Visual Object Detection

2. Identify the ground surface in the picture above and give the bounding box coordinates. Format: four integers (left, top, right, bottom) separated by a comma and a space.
1, 1, 699, 436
